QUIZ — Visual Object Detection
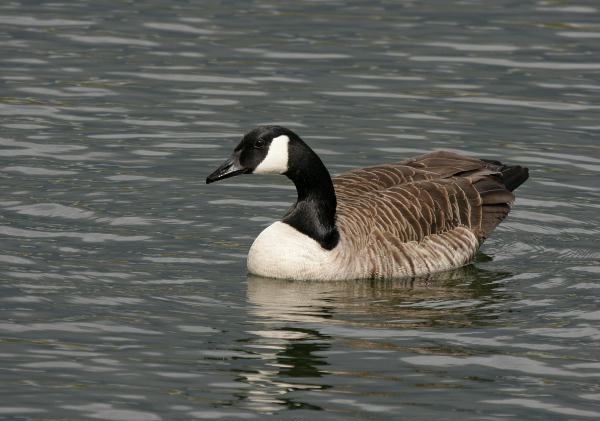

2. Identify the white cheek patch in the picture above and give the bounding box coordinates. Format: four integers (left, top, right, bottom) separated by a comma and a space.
253, 135, 290, 174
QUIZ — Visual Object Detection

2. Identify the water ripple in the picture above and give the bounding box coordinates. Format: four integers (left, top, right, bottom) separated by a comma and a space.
6, 203, 95, 219
557, 31, 600, 39
61, 35, 159, 47
410, 56, 600, 70
320, 91, 427, 100
0, 104, 95, 122
142, 257, 234, 264
0, 322, 161, 335
445, 96, 597, 111
481, 398, 599, 418
237, 48, 350, 59
0, 407, 45, 414
174, 88, 267, 96
0, 255, 35, 265
208, 199, 290, 207
69, 296, 145, 306
0, 16, 95, 26
106, 175, 175, 182
0, 226, 150, 243
2, 166, 77, 176
423, 42, 518, 52
61, 404, 161, 421
17, 86, 116, 97
402, 355, 595, 378
143, 22, 214, 35
111, 71, 256, 84
536, 6, 597, 13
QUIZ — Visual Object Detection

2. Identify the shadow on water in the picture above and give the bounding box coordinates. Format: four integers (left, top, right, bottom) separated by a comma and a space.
236, 263, 512, 412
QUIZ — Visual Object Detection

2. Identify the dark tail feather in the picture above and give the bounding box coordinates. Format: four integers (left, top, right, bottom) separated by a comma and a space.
501, 166, 529, 192
481, 159, 529, 192
473, 166, 528, 238
471, 159, 529, 239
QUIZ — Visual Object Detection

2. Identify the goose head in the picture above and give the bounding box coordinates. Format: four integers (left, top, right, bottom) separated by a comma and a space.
206, 125, 297, 184
206, 125, 339, 250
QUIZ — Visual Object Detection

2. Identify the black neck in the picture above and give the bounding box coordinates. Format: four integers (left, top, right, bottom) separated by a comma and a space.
282, 143, 339, 250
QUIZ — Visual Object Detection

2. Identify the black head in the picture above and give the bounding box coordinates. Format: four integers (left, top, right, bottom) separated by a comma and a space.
206, 125, 299, 184
206, 125, 339, 250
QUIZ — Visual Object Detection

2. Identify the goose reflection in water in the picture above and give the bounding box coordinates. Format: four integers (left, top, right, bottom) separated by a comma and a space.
238, 263, 511, 412
247, 263, 510, 327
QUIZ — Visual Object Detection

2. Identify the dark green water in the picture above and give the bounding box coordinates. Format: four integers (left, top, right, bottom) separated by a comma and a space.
0, 1, 598, 420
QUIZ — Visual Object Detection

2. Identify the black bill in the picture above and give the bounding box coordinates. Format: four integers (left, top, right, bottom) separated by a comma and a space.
206, 157, 249, 184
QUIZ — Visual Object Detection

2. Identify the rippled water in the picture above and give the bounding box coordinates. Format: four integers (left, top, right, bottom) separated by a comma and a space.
1, 1, 598, 420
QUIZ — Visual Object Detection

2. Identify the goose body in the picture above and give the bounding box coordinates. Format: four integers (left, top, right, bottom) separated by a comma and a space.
207, 126, 528, 281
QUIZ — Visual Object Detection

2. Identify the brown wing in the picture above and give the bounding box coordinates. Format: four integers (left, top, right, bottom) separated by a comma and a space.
333, 151, 528, 245
333, 151, 487, 197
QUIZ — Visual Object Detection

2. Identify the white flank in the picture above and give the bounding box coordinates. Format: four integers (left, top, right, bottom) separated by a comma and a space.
253, 135, 289, 174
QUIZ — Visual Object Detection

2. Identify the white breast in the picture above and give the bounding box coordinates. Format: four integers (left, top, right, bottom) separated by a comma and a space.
247, 221, 354, 280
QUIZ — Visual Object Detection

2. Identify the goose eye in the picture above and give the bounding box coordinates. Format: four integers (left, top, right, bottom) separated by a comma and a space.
254, 138, 266, 149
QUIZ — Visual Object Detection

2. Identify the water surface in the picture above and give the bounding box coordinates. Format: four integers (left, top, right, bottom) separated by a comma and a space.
0, 1, 598, 420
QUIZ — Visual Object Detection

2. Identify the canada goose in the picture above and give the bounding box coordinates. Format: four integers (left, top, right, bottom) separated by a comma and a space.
206, 125, 528, 281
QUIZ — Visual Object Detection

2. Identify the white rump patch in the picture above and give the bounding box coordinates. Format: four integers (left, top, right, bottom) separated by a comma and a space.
254, 135, 289, 174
